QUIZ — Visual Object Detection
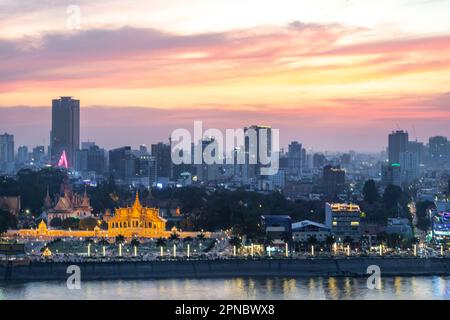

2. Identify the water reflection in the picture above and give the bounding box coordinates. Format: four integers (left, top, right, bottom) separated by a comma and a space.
0, 276, 449, 300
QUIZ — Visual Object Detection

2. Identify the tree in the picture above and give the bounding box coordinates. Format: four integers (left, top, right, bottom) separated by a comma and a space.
79, 217, 99, 231
49, 217, 62, 228
156, 237, 167, 247
325, 235, 335, 250
416, 200, 434, 231
130, 238, 140, 247
307, 235, 318, 247
376, 231, 388, 245
183, 236, 193, 244
0, 209, 17, 234
383, 185, 403, 209
98, 238, 109, 246
61, 217, 80, 230
196, 232, 205, 242
169, 232, 180, 242
229, 236, 242, 248
363, 180, 379, 204
343, 236, 353, 247
115, 235, 125, 244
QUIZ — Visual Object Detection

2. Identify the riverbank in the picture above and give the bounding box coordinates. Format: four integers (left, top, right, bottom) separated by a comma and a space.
2, 257, 450, 281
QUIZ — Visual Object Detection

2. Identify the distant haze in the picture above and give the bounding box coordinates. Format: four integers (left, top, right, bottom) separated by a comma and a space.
1, 106, 449, 152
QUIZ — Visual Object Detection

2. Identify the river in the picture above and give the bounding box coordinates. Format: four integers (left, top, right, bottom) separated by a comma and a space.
0, 276, 449, 300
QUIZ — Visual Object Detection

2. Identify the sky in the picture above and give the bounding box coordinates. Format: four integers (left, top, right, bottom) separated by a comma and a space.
0, 0, 450, 151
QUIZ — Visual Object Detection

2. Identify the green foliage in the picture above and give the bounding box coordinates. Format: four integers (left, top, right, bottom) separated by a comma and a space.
130, 238, 140, 247
115, 235, 125, 244
78, 217, 99, 231
166, 187, 325, 236
343, 236, 353, 246
16, 168, 66, 216
383, 185, 407, 210
229, 236, 241, 248
169, 232, 180, 242
0, 209, 17, 234
416, 200, 434, 231
49, 217, 62, 228
363, 180, 379, 204
87, 176, 131, 213
156, 237, 167, 247
307, 235, 318, 246
61, 217, 80, 230
325, 235, 335, 247
183, 236, 193, 243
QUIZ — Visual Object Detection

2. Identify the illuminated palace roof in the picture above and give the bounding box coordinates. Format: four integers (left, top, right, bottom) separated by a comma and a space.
107, 192, 167, 237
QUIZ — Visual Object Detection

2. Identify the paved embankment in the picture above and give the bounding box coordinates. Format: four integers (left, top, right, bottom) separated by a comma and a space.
1, 257, 449, 281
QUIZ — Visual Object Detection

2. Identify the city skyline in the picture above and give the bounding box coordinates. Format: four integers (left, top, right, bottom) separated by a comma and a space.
1, 0, 450, 151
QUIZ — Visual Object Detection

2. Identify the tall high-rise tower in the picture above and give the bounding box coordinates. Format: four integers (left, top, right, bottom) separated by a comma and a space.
50, 97, 80, 168
388, 130, 408, 165
0, 133, 14, 169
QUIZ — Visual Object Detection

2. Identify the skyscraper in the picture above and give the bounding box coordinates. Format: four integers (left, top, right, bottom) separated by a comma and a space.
0, 133, 14, 171
17, 146, 29, 164
287, 141, 302, 180
244, 125, 272, 178
429, 136, 448, 166
388, 130, 408, 165
151, 142, 172, 179
322, 165, 346, 199
50, 97, 80, 168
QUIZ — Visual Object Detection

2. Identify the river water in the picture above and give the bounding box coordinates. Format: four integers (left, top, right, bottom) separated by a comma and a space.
1, 276, 449, 300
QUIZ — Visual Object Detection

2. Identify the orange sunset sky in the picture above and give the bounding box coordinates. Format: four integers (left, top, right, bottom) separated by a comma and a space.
0, 0, 450, 151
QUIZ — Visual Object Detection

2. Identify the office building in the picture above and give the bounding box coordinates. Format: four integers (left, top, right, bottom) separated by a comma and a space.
292, 220, 331, 243
388, 130, 408, 165
0, 133, 14, 164
399, 151, 419, 183
322, 165, 345, 198
287, 141, 302, 180
32, 146, 46, 164
381, 163, 401, 187
325, 203, 361, 243
50, 97, 80, 167
109, 146, 135, 181
17, 146, 29, 164
76, 144, 106, 175
151, 142, 172, 179
429, 136, 448, 166
260, 215, 292, 244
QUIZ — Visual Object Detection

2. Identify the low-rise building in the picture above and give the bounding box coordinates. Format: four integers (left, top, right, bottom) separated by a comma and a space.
385, 218, 413, 239
261, 215, 292, 243
292, 220, 331, 243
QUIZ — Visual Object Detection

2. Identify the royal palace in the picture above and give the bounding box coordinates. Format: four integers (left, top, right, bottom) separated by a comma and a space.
10, 192, 206, 239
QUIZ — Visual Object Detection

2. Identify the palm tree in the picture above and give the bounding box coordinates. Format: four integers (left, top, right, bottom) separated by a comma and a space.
229, 236, 241, 248
156, 237, 167, 247
307, 235, 318, 247
343, 236, 353, 247
115, 234, 125, 244
130, 238, 140, 247
169, 232, 180, 242
325, 235, 335, 252
183, 236, 193, 244
196, 232, 205, 242
85, 237, 94, 244
98, 238, 109, 246
376, 232, 388, 245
